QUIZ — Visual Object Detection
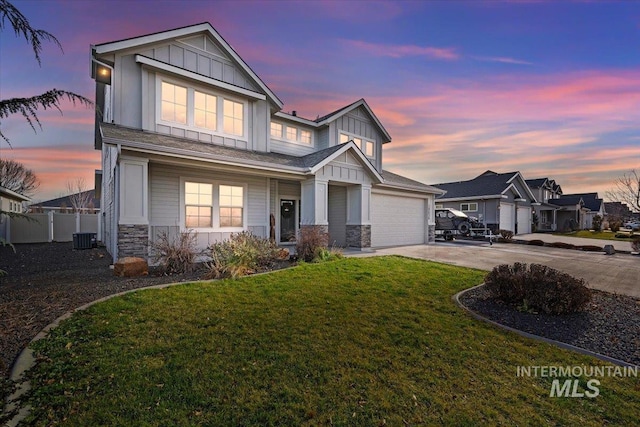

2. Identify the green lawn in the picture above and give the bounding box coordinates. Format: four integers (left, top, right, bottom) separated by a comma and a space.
23, 257, 640, 426
554, 230, 638, 241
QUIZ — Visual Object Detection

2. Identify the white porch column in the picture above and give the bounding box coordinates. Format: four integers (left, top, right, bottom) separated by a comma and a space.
300, 178, 328, 225
117, 156, 149, 260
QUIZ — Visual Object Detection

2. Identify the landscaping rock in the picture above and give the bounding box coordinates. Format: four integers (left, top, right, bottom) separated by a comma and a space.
113, 257, 149, 277
603, 245, 615, 255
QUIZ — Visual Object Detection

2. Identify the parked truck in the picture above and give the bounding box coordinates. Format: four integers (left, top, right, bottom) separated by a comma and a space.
435, 208, 492, 241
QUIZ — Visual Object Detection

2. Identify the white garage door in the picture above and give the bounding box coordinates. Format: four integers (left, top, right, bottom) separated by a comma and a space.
371, 193, 425, 247
517, 207, 531, 234
499, 203, 515, 232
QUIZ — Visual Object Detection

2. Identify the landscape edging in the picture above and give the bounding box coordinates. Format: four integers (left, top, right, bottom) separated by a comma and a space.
453, 284, 639, 368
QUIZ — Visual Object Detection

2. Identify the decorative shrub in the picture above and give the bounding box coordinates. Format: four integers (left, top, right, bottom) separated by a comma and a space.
484, 263, 592, 315
632, 238, 640, 253
152, 230, 200, 274
527, 239, 545, 246
207, 231, 286, 279
591, 214, 603, 232
295, 226, 329, 262
498, 229, 514, 241
609, 220, 622, 232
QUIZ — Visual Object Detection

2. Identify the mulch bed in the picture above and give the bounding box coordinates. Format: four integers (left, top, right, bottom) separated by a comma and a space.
459, 285, 640, 366
0, 242, 210, 381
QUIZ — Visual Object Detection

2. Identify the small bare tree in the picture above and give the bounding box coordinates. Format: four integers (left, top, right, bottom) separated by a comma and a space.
0, 158, 39, 197
606, 169, 640, 213
66, 178, 92, 212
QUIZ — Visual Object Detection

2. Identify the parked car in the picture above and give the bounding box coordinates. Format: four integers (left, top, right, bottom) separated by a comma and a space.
623, 221, 640, 231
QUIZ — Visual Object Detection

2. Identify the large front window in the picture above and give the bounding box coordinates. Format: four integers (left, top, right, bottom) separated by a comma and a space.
223, 99, 244, 136
185, 182, 213, 228
161, 82, 187, 124
219, 185, 244, 227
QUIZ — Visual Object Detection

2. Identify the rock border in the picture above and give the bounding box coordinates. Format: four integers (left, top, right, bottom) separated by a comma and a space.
453, 284, 639, 368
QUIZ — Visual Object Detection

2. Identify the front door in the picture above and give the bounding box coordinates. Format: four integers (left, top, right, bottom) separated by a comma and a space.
280, 200, 297, 243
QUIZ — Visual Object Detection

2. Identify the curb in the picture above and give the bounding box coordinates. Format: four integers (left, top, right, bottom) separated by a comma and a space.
453, 284, 639, 369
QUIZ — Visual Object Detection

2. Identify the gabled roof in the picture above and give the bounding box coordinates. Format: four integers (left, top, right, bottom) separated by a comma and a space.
554, 195, 584, 207
562, 193, 603, 212
34, 190, 100, 209
434, 170, 537, 202
315, 99, 392, 143
93, 22, 283, 109
525, 178, 548, 188
380, 170, 445, 194
0, 186, 30, 201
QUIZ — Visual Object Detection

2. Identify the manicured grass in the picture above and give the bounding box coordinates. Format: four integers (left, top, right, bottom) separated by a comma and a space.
554, 230, 637, 241
25, 257, 640, 426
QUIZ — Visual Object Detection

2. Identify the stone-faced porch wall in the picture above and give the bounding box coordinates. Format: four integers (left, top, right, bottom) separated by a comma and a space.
346, 224, 371, 248
118, 224, 149, 259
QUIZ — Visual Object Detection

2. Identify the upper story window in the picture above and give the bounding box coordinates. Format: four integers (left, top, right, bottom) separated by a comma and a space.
286, 126, 297, 140
270, 122, 283, 138
460, 202, 478, 212
161, 82, 187, 124
158, 77, 246, 140
300, 130, 311, 144
270, 121, 313, 146
194, 91, 217, 131
223, 99, 244, 136
339, 132, 375, 158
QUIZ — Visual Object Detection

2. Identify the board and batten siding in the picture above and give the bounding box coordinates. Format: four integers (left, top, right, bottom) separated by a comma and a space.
332, 106, 382, 171
148, 163, 268, 246
315, 151, 373, 186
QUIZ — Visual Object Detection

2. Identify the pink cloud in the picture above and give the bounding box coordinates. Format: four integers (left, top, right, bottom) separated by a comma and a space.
345, 40, 460, 60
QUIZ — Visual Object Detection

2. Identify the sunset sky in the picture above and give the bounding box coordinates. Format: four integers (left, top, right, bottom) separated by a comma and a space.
1, 0, 639, 202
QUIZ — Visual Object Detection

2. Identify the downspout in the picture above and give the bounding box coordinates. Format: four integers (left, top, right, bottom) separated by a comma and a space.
113, 143, 121, 261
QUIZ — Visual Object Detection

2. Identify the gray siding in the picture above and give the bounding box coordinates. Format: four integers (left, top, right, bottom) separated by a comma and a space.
101, 145, 118, 258
148, 163, 269, 230
439, 199, 501, 226
270, 139, 315, 156
332, 106, 383, 171
315, 152, 373, 186
317, 127, 329, 150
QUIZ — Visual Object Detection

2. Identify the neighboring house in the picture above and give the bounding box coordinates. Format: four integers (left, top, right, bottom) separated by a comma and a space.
525, 177, 563, 231
29, 190, 100, 213
0, 186, 30, 242
91, 23, 444, 261
551, 195, 587, 231
563, 193, 605, 229
604, 202, 633, 221
433, 170, 538, 234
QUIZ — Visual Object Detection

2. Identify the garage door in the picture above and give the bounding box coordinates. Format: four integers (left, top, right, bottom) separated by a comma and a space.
517, 207, 531, 234
499, 203, 515, 232
371, 193, 425, 247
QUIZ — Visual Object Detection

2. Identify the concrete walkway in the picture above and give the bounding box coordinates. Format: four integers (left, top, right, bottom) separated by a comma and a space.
350, 240, 640, 298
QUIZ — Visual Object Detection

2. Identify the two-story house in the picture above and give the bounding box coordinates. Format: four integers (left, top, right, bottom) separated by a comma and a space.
525, 177, 563, 231
91, 23, 443, 261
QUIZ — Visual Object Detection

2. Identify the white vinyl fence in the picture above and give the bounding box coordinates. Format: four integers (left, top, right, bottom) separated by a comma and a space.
1, 212, 99, 244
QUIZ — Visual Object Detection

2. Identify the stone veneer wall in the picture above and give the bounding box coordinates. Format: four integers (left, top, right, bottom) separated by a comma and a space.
299, 224, 329, 246
346, 224, 371, 248
118, 224, 149, 259
428, 225, 436, 243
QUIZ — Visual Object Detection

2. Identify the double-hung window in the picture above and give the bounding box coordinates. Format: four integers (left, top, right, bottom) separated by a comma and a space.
219, 185, 244, 227
185, 182, 213, 228
184, 181, 244, 229
270, 122, 283, 138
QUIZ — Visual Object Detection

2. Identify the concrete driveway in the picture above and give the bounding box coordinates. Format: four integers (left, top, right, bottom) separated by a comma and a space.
353, 240, 640, 298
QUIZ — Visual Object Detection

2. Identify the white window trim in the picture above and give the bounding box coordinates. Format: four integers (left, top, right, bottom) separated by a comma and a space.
460, 202, 478, 212
339, 131, 375, 158
156, 74, 248, 141
180, 177, 248, 233
270, 120, 314, 147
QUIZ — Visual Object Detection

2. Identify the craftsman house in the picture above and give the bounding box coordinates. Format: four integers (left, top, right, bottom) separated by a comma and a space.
92, 23, 443, 260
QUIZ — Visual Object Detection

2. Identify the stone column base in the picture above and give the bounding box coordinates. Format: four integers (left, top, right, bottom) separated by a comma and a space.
118, 224, 149, 260
346, 224, 371, 248
428, 225, 436, 243
299, 225, 329, 246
